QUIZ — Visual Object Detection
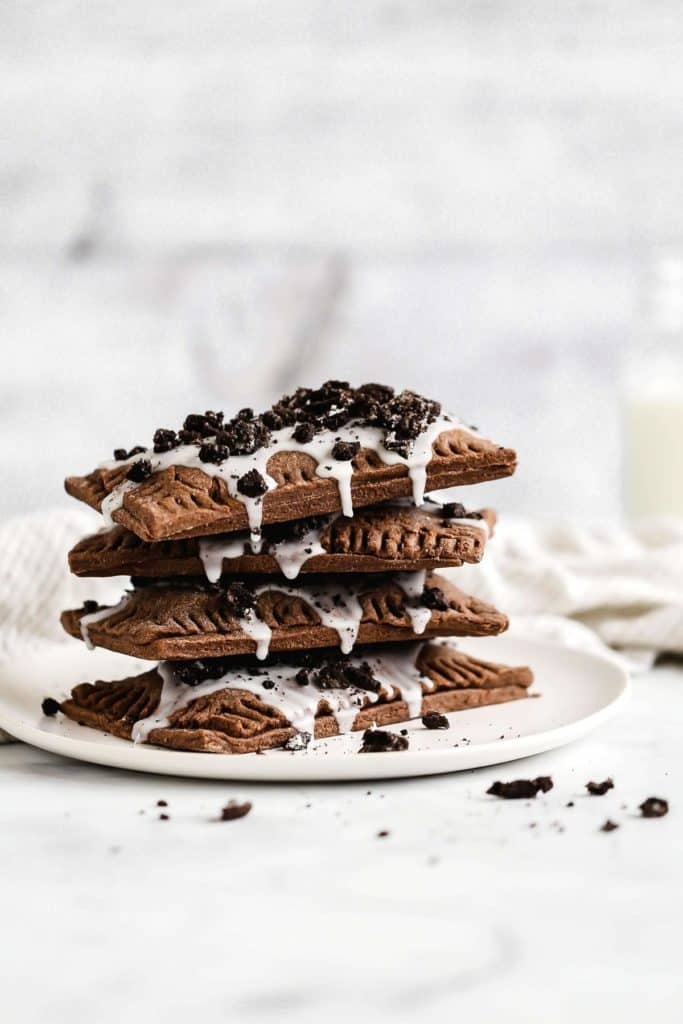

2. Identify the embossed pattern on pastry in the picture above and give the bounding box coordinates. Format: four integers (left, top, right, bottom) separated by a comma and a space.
57, 644, 533, 754
60, 573, 509, 660
68, 506, 496, 578
65, 430, 515, 542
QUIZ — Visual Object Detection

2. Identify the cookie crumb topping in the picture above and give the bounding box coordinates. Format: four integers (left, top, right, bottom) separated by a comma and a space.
126, 459, 153, 483
359, 728, 409, 753
111, 382, 445, 465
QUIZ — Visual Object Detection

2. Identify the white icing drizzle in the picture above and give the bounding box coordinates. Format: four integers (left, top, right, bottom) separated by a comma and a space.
197, 534, 248, 583
97, 412, 470, 540
364, 643, 431, 719
393, 570, 431, 635
252, 579, 364, 656
239, 609, 273, 661
194, 506, 487, 586
101, 480, 136, 528
270, 522, 328, 580
197, 518, 329, 583
79, 595, 130, 650
405, 605, 433, 636
132, 641, 438, 745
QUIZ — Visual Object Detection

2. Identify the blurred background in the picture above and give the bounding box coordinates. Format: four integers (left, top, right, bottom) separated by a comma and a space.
2, 1, 683, 522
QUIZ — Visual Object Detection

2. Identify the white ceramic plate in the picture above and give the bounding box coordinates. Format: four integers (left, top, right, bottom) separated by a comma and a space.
1, 634, 630, 778
0, 635, 629, 780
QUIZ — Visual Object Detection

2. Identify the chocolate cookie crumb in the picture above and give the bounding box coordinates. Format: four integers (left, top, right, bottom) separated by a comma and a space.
199, 443, 230, 464
441, 502, 467, 519
114, 445, 145, 461
487, 776, 554, 799
639, 797, 668, 818
237, 468, 268, 497
601, 819, 619, 832
377, 830, 390, 838
293, 421, 316, 444
219, 800, 252, 821
157, 799, 167, 807
159, 813, 170, 821
82, 599, 100, 614
283, 731, 311, 752
153, 428, 179, 454
359, 729, 409, 753
422, 711, 449, 730
331, 440, 360, 461
127, 459, 153, 483
220, 581, 257, 618
262, 679, 275, 690
586, 778, 614, 796
567, 801, 575, 808
420, 586, 450, 611
41, 697, 60, 717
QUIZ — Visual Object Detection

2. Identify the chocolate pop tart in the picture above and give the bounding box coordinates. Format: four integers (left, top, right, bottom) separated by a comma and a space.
52, 380, 530, 754
65, 383, 516, 545
60, 573, 509, 662
68, 505, 495, 581
54, 642, 533, 754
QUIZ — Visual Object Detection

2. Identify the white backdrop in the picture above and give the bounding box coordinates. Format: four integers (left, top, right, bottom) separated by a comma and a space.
2, 1, 681, 521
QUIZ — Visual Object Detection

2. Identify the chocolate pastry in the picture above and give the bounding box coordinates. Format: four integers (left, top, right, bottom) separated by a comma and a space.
54, 642, 533, 754
60, 573, 509, 661
68, 506, 496, 579
64, 383, 516, 543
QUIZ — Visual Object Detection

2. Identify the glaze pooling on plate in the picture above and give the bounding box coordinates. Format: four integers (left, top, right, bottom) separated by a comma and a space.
131, 643, 430, 744
98, 413, 471, 547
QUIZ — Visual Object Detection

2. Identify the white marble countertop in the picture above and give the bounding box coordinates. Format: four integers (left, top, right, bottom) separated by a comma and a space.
1, 662, 680, 1023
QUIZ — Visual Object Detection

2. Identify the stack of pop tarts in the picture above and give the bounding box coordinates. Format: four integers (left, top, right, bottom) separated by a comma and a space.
49, 381, 532, 754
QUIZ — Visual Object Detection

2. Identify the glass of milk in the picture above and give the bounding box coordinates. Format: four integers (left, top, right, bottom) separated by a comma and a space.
622, 256, 683, 519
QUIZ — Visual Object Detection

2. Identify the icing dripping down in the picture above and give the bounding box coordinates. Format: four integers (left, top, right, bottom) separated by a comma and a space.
132, 642, 438, 745
393, 570, 432, 635
251, 579, 365, 657
239, 609, 273, 661
197, 518, 329, 583
242, 570, 430, 660
194, 505, 487, 585
79, 596, 130, 650
198, 534, 248, 583
97, 412, 472, 537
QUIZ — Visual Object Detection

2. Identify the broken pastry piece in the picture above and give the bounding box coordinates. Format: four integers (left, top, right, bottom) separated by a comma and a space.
68, 505, 496, 581
64, 382, 516, 543
60, 573, 509, 662
55, 641, 533, 754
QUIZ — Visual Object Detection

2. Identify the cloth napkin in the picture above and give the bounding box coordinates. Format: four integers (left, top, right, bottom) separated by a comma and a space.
0, 507, 129, 743
1, 509, 681, 744
445, 516, 683, 671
